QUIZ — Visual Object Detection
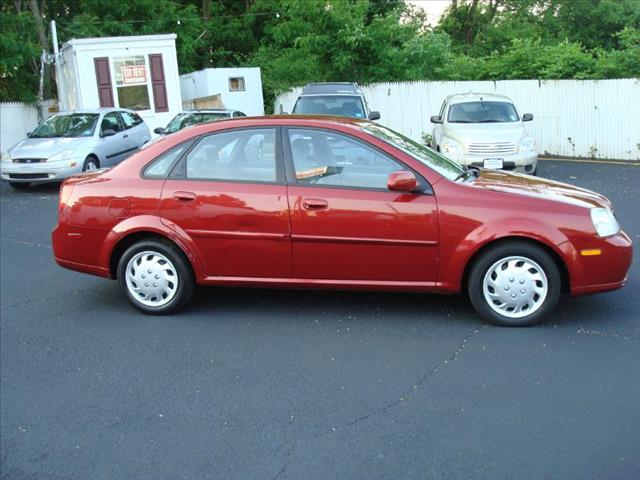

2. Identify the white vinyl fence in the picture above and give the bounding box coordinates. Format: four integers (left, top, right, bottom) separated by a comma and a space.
276, 79, 640, 161
0, 101, 55, 154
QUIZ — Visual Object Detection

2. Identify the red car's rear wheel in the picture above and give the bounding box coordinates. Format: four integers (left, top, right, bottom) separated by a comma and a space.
117, 239, 194, 314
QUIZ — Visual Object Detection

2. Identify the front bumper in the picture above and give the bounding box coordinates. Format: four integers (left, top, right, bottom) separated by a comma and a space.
560, 230, 633, 296
449, 151, 538, 173
0, 161, 82, 183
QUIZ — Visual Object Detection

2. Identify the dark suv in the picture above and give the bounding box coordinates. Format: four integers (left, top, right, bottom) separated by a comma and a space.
292, 83, 380, 120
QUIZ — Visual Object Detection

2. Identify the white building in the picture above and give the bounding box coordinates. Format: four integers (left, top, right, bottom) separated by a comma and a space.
55, 34, 182, 132
180, 67, 264, 116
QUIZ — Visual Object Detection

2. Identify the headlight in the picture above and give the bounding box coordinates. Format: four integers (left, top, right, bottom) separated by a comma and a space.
520, 137, 537, 153
441, 138, 463, 155
47, 150, 76, 162
1, 152, 11, 163
590, 207, 620, 237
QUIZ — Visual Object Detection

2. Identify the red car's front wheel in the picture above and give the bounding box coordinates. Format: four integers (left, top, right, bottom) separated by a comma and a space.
468, 241, 562, 326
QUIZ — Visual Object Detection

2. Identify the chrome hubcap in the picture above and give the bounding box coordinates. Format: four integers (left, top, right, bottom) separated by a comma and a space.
125, 251, 178, 307
483, 256, 548, 319
84, 161, 97, 172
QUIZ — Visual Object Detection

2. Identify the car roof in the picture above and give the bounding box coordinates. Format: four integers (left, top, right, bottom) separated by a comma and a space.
447, 92, 513, 104
53, 107, 134, 115
301, 83, 361, 95
184, 109, 236, 114
157, 115, 369, 141
205, 115, 369, 126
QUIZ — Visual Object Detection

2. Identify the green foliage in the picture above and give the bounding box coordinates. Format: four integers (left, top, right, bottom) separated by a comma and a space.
1, 0, 638, 108
0, 8, 41, 102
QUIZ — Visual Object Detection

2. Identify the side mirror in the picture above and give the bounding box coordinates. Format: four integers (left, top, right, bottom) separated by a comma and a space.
153, 127, 166, 134
387, 170, 417, 192
101, 129, 116, 137
522, 113, 533, 122
368, 111, 381, 121
430, 115, 443, 124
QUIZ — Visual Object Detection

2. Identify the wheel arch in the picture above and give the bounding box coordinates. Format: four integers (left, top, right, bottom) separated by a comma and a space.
85, 149, 105, 166
460, 236, 571, 295
101, 217, 205, 280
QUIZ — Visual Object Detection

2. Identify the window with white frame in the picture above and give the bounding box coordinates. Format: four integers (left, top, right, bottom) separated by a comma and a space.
229, 77, 245, 92
113, 56, 151, 110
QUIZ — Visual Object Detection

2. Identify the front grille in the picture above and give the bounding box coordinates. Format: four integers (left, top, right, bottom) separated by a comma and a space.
13, 158, 46, 164
467, 142, 516, 155
471, 161, 517, 171
8, 173, 49, 179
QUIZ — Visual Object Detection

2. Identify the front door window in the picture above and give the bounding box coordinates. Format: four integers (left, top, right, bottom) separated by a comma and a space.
288, 129, 401, 189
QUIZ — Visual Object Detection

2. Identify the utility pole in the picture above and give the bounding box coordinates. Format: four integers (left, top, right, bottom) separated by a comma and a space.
51, 20, 59, 55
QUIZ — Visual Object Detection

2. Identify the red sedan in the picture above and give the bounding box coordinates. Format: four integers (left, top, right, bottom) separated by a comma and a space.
52, 116, 632, 326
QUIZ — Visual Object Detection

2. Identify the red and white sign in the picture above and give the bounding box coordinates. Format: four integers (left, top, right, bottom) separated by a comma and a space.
122, 65, 147, 85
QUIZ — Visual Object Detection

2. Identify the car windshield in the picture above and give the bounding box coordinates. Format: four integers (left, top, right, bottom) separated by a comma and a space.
448, 101, 519, 123
293, 95, 366, 118
362, 123, 465, 181
165, 112, 231, 134
29, 113, 99, 138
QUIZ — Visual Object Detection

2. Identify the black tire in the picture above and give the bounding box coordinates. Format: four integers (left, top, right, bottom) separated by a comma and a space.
82, 156, 99, 172
117, 239, 195, 314
467, 240, 562, 327
9, 182, 30, 189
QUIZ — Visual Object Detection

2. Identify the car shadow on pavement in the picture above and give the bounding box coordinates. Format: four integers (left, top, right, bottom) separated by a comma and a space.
79, 280, 628, 331
184, 286, 485, 327
2, 182, 61, 195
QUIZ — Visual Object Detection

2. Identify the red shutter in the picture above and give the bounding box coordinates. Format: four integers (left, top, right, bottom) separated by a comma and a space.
93, 57, 114, 108
148, 54, 169, 112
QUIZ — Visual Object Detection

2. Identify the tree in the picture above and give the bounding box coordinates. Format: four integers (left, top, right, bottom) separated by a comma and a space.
0, 0, 638, 106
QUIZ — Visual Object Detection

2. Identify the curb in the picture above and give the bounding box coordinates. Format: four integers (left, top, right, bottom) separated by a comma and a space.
538, 157, 640, 166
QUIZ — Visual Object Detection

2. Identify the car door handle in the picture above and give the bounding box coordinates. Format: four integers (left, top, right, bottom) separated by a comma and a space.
173, 191, 196, 202
302, 198, 328, 210
123, 134, 128, 138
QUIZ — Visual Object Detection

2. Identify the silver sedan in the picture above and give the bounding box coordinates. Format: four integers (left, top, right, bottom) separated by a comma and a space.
0, 108, 150, 189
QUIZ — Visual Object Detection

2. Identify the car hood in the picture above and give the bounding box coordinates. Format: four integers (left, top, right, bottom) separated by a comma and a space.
472, 170, 611, 209
444, 123, 526, 144
9, 137, 92, 159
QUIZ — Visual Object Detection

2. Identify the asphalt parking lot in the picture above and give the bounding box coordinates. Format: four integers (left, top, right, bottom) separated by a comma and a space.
1, 160, 639, 480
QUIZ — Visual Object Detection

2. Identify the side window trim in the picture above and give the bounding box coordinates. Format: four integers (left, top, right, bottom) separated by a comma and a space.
115, 112, 126, 132
281, 126, 432, 194
168, 126, 286, 185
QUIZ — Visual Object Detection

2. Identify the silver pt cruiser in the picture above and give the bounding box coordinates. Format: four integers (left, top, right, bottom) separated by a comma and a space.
0, 108, 150, 189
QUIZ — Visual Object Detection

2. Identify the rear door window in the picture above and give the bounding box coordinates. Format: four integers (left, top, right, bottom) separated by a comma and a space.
184, 128, 277, 183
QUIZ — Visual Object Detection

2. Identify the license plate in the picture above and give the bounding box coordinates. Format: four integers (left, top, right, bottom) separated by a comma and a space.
483, 158, 504, 169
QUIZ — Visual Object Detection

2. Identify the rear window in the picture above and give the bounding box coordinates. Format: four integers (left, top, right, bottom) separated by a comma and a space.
293, 95, 366, 118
